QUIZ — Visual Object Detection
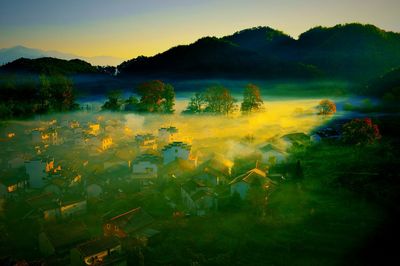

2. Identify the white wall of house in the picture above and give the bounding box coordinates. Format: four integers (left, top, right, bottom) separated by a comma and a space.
132, 161, 158, 175
163, 146, 190, 165
25, 160, 47, 188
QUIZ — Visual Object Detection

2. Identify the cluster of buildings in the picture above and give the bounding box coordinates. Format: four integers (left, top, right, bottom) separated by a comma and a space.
0, 114, 316, 264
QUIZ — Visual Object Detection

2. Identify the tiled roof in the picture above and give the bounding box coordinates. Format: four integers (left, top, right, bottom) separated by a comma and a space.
132, 154, 161, 164
162, 141, 191, 151
44, 221, 90, 251
159, 126, 178, 133
107, 207, 154, 234
76, 236, 120, 257
229, 168, 271, 185
0, 168, 29, 186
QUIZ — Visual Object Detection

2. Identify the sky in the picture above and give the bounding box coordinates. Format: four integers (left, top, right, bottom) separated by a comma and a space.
0, 0, 399, 62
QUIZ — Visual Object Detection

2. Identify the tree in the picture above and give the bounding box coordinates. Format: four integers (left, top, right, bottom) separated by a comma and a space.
317, 99, 336, 115
0, 73, 78, 118
50, 75, 77, 111
183, 92, 206, 114
204, 86, 237, 115
38, 74, 77, 112
342, 117, 381, 145
102, 90, 123, 111
136, 80, 175, 113
241, 84, 264, 113
124, 96, 139, 111
39, 74, 51, 112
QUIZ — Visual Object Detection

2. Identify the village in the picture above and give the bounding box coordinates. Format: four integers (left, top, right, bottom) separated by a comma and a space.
0, 108, 336, 265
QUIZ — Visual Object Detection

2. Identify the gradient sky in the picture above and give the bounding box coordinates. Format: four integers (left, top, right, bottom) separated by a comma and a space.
0, 0, 399, 61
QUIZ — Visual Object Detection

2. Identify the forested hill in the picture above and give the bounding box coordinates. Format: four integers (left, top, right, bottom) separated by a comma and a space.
0, 57, 100, 75
118, 23, 400, 81
1, 23, 400, 95
362, 67, 400, 99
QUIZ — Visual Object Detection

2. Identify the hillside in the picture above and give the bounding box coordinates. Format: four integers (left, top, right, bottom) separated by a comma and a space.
0, 57, 100, 75
363, 67, 400, 99
118, 24, 400, 81
297, 24, 400, 80
0, 46, 124, 66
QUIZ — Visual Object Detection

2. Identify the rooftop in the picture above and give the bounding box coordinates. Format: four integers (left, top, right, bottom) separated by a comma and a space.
106, 207, 154, 234
281, 132, 310, 143
132, 154, 161, 164
162, 141, 191, 151
0, 168, 29, 186
229, 168, 272, 185
76, 236, 120, 257
43, 221, 91, 251
159, 126, 178, 133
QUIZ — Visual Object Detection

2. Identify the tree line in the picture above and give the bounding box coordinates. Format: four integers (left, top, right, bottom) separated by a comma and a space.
102, 80, 265, 115
101, 80, 175, 113
183, 83, 264, 115
0, 74, 78, 119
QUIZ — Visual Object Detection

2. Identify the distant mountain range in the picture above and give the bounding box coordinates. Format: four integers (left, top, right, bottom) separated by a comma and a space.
1, 23, 400, 83
0, 45, 124, 66
118, 23, 400, 81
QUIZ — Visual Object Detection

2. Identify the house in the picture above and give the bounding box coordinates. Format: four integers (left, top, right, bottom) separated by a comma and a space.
60, 195, 87, 219
103, 207, 158, 243
196, 155, 233, 186
280, 133, 310, 150
135, 134, 157, 152
27, 192, 61, 221
162, 141, 195, 165
0, 168, 29, 198
27, 192, 87, 220
181, 179, 217, 216
101, 136, 113, 151
31, 129, 42, 143
70, 236, 126, 266
87, 123, 101, 136
38, 221, 91, 256
69, 120, 80, 129
159, 158, 196, 179
229, 167, 274, 199
85, 136, 102, 155
131, 154, 160, 178
259, 144, 287, 165
42, 128, 61, 145
24, 159, 48, 189
158, 126, 179, 144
